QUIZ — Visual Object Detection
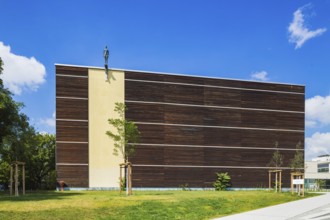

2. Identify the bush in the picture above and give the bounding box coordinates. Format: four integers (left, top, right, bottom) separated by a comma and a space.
213, 172, 231, 191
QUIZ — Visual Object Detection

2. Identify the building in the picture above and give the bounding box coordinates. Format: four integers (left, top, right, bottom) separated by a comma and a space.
305, 155, 330, 189
55, 64, 305, 189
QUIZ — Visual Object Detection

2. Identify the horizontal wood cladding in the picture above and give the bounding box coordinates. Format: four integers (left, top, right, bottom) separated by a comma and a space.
125, 81, 304, 112
126, 102, 304, 130
56, 75, 88, 98
56, 143, 88, 164
56, 65, 88, 77
135, 124, 304, 148
130, 146, 297, 168
56, 98, 88, 120
126, 80, 164, 102
125, 71, 304, 93
132, 166, 292, 188
56, 165, 88, 187
134, 124, 164, 144
56, 120, 88, 142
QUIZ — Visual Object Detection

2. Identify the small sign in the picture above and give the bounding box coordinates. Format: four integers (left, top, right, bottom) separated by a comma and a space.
293, 179, 304, 185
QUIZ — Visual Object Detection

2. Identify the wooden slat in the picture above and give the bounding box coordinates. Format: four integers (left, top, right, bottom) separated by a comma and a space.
56, 98, 88, 120
56, 120, 88, 142
56, 143, 88, 164
56, 165, 88, 187
56, 65, 88, 77
56, 75, 88, 98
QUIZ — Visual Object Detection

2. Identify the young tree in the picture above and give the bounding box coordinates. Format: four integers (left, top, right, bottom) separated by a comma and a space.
290, 141, 304, 172
106, 102, 140, 163
106, 102, 140, 195
268, 141, 284, 168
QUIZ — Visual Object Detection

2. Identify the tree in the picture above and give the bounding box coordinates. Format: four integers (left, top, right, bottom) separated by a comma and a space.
27, 133, 56, 189
106, 102, 140, 195
0, 58, 56, 190
268, 141, 284, 168
106, 102, 140, 163
290, 141, 304, 172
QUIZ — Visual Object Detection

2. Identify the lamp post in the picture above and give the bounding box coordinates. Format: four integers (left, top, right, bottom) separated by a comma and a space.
103, 46, 109, 80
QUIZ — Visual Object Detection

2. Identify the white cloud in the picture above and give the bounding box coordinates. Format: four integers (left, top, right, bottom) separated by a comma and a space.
288, 4, 327, 49
305, 95, 330, 127
250, 71, 269, 81
306, 132, 330, 160
0, 42, 46, 95
38, 111, 55, 128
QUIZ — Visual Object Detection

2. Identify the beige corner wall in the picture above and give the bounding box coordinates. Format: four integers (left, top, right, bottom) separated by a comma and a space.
88, 69, 125, 188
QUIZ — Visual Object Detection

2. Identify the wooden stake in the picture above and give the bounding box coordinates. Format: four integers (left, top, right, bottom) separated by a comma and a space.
15, 163, 18, 196
10, 166, 13, 196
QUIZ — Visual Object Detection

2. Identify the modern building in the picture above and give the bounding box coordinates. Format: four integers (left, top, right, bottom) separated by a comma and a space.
305, 155, 330, 189
55, 64, 305, 189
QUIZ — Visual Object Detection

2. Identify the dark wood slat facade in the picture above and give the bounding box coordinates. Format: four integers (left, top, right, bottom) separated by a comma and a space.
56, 66, 305, 189
125, 71, 305, 188
56, 65, 89, 188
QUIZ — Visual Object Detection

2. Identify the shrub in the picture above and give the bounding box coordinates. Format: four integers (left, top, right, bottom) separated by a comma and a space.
213, 172, 231, 191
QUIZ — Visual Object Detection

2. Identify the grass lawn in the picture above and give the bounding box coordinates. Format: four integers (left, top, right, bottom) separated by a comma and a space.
0, 190, 316, 220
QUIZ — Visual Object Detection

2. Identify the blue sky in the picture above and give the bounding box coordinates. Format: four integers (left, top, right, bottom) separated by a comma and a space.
1, 0, 330, 160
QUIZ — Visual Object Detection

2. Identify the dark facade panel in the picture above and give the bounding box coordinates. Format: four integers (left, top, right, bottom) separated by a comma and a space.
164, 84, 204, 105
164, 126, 204, 145
131, 146, 297, 168
56, 143, 88, 164
56, 98, 88, 120
277, 93, 305, 112
126, 102, 164, 123
56, 65, 88, 77
125, 80, 164, 102
56, 76, 88, 98
132, 166, 292, 188
164, 74, 205, 85
125, 71, 304, 188
56, 65, 89, 188
56, 165, 88, 187
164, 105, 204, 125
135, 124, 164, 144
56, 120, 88, 142
129, 145, 164, 165
164, 147, 204, 165
132, 166, 165, 187
125, 71, 165, 82
204, 87, 241, 107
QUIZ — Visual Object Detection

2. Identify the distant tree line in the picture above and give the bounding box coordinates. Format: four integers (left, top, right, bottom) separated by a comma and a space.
0, 57, 55, 190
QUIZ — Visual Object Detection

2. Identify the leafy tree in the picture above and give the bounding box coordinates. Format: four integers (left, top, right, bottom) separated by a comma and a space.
27, 133, 56, 189
106, 102, 140, 163
0, 58, 56, 190
106, 102, 140, 195
290, 141, 304, 172
315, 179, 326, 190
213, 172, 231, 191
268, 141, 284, 168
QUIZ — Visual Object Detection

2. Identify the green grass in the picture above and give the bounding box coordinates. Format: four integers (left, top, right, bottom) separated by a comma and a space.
0, 190, 317, 220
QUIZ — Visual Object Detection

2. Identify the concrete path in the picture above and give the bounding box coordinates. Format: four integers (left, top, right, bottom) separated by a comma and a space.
213, 193, 330, 220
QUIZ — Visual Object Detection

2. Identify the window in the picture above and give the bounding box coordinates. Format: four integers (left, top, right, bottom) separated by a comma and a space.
318, 163, 329, 173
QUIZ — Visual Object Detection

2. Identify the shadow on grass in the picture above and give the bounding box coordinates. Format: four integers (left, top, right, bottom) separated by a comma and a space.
0, 191, 83, 202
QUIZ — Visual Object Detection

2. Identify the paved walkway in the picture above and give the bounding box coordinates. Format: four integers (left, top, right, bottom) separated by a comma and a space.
214, 192, 330, 220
